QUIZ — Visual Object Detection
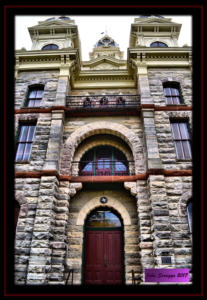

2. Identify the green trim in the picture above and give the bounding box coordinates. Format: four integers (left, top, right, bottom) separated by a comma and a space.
23, 88, 29, 107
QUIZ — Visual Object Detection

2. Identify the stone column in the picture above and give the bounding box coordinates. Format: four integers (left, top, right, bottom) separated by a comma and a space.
54, 65, 70, 106
148, 175, 175, 268
137, 64, 162, 170
136, 180, 154, 282
26, 176, 58, 284
43, 110, 64, 171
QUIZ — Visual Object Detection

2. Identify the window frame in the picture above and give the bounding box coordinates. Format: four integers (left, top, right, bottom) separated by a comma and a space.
25, 86, 44, 108
186, 200, 192, 233
150, 41, 168, 48
170, 120, 192, 161
42, 44, 59, 50
163, 82, 184, 105
15, 122, 36, 162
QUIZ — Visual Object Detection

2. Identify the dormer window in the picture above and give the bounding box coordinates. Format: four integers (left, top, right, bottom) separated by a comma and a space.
150, 41, 168, 47
42, 44, 59, 50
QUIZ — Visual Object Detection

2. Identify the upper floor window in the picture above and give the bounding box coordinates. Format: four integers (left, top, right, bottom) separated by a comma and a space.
15, 123, 36, 161
150, 41, 168, 47
187, 200, 192, 233
79, 146, 129, 176
42, 44, 59, 50
170, 121, 192, 160
163, 82, 183, 105
26, 86, 44, 107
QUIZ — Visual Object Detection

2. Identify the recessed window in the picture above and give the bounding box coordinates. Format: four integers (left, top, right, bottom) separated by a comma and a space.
79, 146, 129, 176
170, 121, 192, 160
163, 82, 183, 105
42, 44, 59, 50
15, 124, 36, 161
150, 41, 168, 47
26, 86, 44, 107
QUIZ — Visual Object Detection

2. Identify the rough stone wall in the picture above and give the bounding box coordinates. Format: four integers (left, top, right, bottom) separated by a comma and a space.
154, 111, 192, 170
15, 71, 59, 109
15, 178, 41, 284
15, 113, 51, 172
66, 189, 140, 285
148, 68, 192, 106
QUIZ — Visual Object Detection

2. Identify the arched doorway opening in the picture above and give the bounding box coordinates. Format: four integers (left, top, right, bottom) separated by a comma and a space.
83, 207, 124, 285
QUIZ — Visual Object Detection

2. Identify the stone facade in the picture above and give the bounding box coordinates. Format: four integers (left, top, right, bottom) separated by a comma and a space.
14, 16, 192, 286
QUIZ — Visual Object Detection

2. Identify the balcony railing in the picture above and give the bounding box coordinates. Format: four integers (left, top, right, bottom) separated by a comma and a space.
70, 160, 135, 177
66, 94, 140, 112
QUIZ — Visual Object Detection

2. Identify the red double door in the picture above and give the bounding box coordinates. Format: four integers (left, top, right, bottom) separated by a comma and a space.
84, 230, 123, 285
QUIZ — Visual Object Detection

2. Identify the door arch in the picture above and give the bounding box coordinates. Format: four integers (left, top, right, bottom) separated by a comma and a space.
83, 207, 124, 285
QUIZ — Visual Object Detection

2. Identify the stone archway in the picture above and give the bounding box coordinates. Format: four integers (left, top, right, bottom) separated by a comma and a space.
76, 196, 131, 226
60, 121, 145, 175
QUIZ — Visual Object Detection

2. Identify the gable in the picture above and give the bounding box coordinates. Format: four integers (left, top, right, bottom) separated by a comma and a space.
83, 57, 126, 70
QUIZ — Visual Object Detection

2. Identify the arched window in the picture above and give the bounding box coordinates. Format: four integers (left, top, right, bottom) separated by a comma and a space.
42, 44, 59, 50
187, 200, 192, 233
79, 146, 129, 176
163, 82, 183, 105
25, 85, 44, 107
150, 41, 168, 47
86, 208, 122, 228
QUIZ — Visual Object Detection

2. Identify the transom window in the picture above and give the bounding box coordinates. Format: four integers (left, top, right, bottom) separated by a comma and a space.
86, 209, 122, 228
163, 82, 182, 105
15, 124, 36, 161
150, 41, 168, 47
42, 44, 59, 50
79, 146, 129, 176
171, 121, 192, 160
26, 86, 44, 107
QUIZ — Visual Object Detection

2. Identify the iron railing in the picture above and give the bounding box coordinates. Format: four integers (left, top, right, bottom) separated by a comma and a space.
70, 160, 135, 176
66, 94, 140, 112
131, 269, 141, 285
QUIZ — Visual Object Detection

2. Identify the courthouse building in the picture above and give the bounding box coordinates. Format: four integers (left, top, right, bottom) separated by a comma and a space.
14, 15, 192, 285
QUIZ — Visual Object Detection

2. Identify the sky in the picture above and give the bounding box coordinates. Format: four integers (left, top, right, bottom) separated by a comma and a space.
15, 15, 192, 61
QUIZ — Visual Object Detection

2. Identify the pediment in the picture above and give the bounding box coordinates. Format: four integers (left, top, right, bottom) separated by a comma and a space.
29, 19, 73, 30
84, 57, 125, 70
135, 18, 180, 26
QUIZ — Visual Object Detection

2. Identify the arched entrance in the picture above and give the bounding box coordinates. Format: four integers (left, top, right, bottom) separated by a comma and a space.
83, 207, 124, 285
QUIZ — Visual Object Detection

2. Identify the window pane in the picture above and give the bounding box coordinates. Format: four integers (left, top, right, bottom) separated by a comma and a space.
16, 143, 25, 161
182, 141, 192, 159
164, 88, 171, 96
115, 161, 127, 171
27, 126, 36, 142
103, 159, 110, 169
82, 162, 93, 172
19, 126, 29, 142
171, 123, 181, 139
171, 88, 178, 96
166, 97, 173, 104
173, 97, 180, 104
179, 123, 190, 139
97, 159, 104, 169
23, 143, 32, 160
175, 141, 184, 159
187, 202, 192, 233
28, 100, 35, 107
86, 210, 121, 228
28, 90, 36, 98
34, 100, 41, 107
36, 90, 43, 98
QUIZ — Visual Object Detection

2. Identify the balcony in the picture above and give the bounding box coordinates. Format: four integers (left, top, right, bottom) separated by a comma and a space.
66, 94, 140, 115
70, 160, 135, 177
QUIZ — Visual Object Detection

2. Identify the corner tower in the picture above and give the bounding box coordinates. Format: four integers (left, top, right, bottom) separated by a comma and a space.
129, 15, 181, 48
